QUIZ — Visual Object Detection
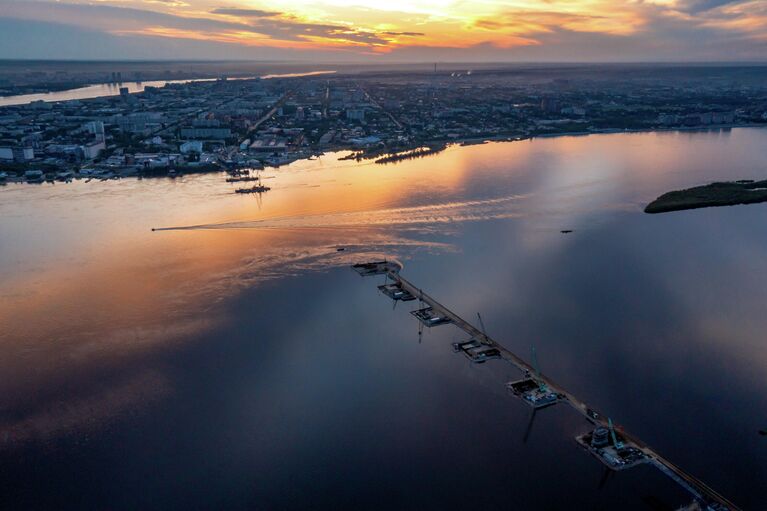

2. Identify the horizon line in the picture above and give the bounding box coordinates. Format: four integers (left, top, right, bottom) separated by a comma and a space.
1, 59, 767, 66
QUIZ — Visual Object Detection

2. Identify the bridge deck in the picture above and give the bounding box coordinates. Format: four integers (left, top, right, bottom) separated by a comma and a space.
358, 265, 739, 511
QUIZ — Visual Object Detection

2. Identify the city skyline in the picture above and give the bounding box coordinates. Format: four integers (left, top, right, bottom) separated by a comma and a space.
0, 0, 765, 62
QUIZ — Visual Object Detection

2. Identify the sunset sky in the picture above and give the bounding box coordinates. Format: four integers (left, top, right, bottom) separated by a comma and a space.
0, 0, 765, 61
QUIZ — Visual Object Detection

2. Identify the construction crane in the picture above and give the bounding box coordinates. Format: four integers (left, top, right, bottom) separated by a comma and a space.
476, 313, 488, 342
608, 418, 624, 449
531, 345, 548, 392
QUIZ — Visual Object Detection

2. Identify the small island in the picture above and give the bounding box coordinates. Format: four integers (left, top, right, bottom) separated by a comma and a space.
645, 179, 767, 214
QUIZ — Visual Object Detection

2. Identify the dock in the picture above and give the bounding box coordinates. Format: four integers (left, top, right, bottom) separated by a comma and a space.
378, 282, 417, 302
353, 260, 739, 511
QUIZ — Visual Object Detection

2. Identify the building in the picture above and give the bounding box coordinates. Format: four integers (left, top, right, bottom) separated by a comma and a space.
540, 98, 561, 114
134, 153, 180, 168
86, 121, 105, 141
45, 144, 81, 158
350, 135, 381, 146
249, 136, 287, 153
711, 112, 735, 124
180, 140, 203, 154
0, 147, 14, 160
318, 131, 335, 146
29, 100, 52, 111
179, 127, 232, 139
103, 154, 126, 167
561, 106, 586, 116
113, 113, 163, 134
658, 114, 678, 126
0, 146, 34, 162
346, 109, 365, 121
81, 140, 105, 160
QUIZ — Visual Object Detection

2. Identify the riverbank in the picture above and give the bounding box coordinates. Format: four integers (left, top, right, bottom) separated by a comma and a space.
4, 125, 767, 188
645, 179, 767, 213
530, 122, 767, 140
0, 71, 336, 107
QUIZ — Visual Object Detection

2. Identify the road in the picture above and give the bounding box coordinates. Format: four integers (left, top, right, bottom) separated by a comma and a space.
241, 90, 293, 146
357, 84, 404, 130
322, 82, 330, 119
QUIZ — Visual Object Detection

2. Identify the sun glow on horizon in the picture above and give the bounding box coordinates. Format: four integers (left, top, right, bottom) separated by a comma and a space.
1, 0, 765, 60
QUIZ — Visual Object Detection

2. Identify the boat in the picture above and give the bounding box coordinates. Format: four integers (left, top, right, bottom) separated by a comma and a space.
234, 171, 271, 194
226, 176, 260, 183
236, 185, 271, 194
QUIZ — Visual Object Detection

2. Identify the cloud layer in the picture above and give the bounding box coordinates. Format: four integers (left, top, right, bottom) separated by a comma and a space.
0, 0, 764, 61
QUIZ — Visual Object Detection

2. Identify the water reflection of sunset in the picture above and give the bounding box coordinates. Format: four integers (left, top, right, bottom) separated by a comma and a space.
2, 130, 766, 447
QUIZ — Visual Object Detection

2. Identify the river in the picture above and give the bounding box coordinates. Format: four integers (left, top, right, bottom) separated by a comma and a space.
0, 70, 336, 107
0, 129, 765, 509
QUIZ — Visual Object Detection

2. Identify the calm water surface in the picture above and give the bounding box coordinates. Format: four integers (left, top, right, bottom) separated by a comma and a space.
1, 129, 766, 509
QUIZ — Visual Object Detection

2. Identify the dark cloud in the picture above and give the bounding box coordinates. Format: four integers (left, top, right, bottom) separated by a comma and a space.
0, 0, 764, 61
210, 8, 282, 18
674, 0, 743, 13
0, 1, 388, 46
0, 17, 278, 59
382, 31, 425, 37
473, 10, 616, 32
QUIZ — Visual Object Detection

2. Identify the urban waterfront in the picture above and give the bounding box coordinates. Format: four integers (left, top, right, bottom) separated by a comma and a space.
0, 80, 205, 107
1, 129, 766, 509
0, 71, 336, 107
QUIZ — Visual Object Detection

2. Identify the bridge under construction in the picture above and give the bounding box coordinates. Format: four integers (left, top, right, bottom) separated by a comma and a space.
352, 260, 739, 511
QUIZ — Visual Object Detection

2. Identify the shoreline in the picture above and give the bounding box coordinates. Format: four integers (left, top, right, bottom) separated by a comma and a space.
2, 124, 766, 187
380, 122, 767, 152
645, 178, 767, 214
529, 122, 767, 139
0, 71, 337, 107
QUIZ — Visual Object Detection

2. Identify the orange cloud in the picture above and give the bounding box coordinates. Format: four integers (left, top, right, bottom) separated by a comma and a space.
3, 0, 766, 59
472, 9, 646, 37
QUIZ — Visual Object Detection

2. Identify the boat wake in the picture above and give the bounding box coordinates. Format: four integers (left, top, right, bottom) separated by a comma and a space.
152, 194, 528, 232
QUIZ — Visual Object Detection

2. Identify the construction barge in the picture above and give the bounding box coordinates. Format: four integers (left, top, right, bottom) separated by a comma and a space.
351, 260, 739, 511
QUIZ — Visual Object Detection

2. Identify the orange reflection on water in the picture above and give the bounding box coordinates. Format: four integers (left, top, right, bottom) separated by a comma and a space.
0, 148, 479, 444
1, 129, 763, 445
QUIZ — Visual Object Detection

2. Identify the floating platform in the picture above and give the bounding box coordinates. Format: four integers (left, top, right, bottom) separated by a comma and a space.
411, 306, 452, 327
377, 283, 416, 301
352, 265, 740, 510
351, 261, 401, 276
507, 378, 564, 409
452, 338, 501, 363
575, 427, 650, 471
